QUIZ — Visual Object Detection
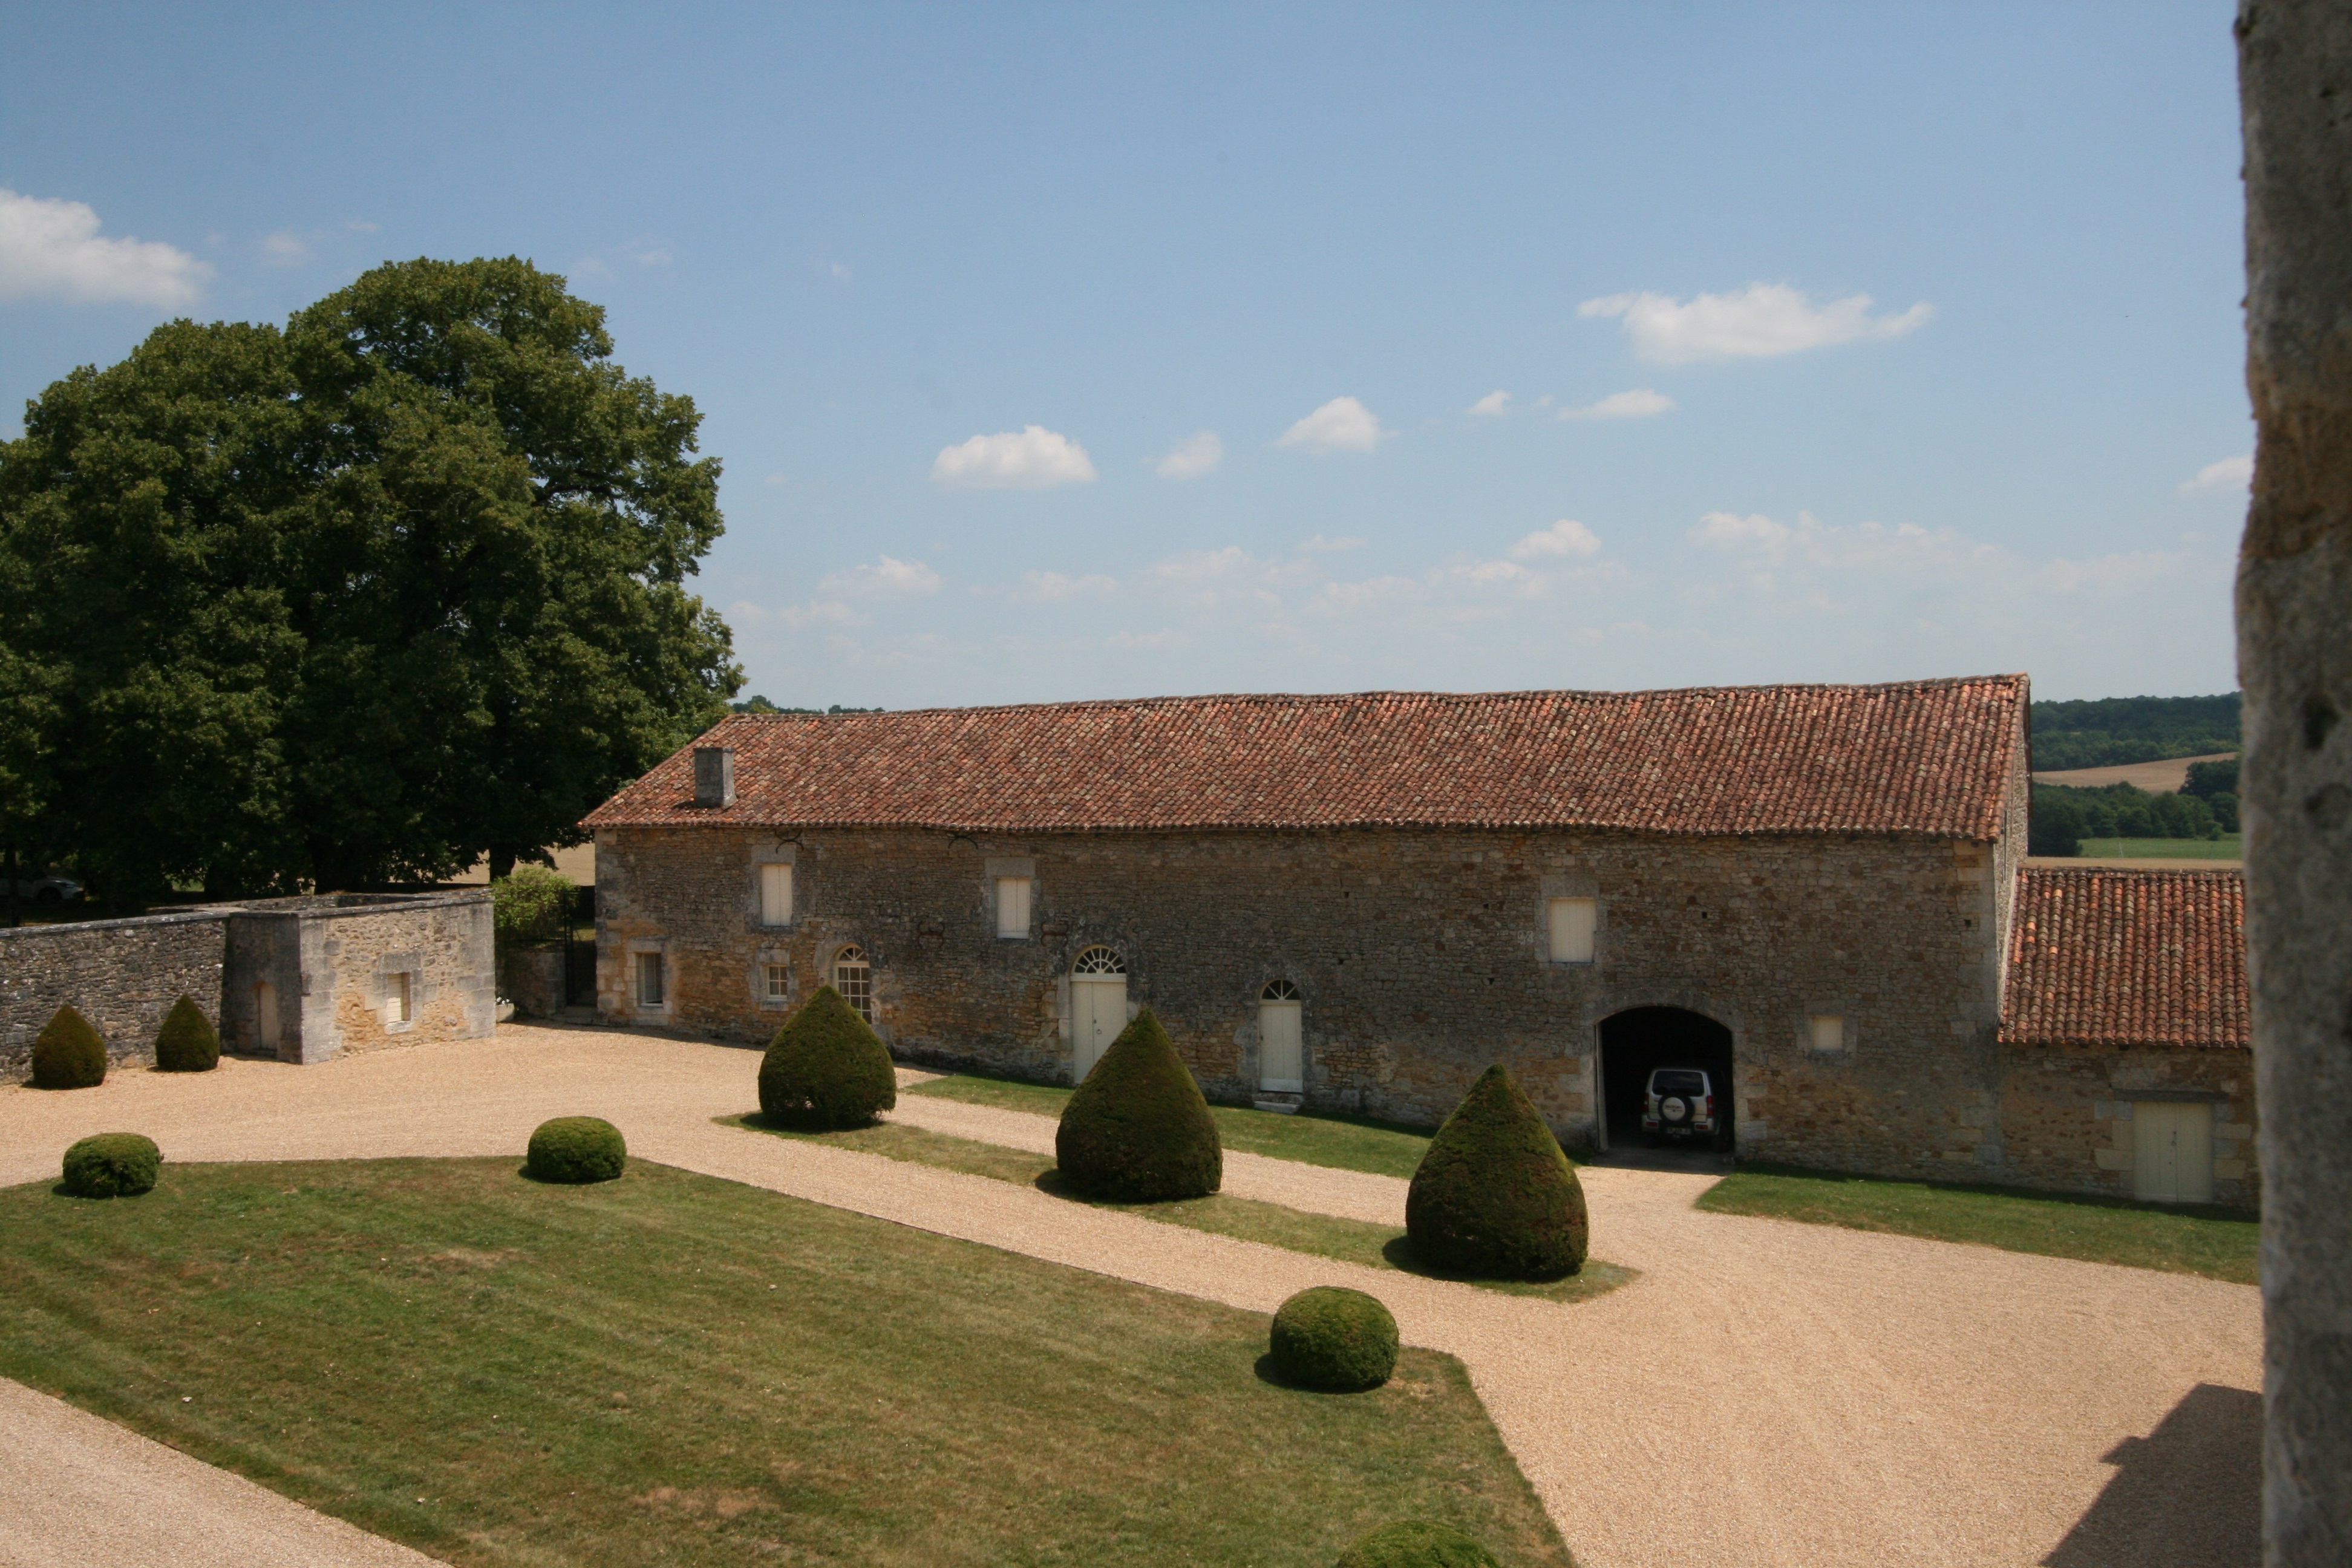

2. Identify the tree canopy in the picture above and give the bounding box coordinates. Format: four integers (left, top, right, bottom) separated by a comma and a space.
0, 258, 739, 901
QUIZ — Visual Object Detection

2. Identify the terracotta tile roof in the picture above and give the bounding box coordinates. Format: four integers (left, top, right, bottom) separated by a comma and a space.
585, 675, 2026, 840
2000, 867, 2248, 1048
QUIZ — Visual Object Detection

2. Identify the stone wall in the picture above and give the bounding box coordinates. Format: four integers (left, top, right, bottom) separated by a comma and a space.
4, 890, 495, 1076
1999, 1043, 2258, 1208
595, 822, 2015, 1177
0, 910, 229, 1072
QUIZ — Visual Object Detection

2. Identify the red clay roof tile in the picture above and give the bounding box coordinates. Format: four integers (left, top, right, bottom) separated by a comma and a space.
2000, 867, 2247, 1048
584, 675, 2026, 840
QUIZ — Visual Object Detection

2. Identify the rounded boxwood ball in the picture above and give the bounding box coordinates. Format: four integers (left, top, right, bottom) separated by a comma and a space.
1269, 1285, 1399, 1391
525, 1117, 627, 1183
1055, 1007, 1221, 1201
62, 1133, 161, 1198
1405, 1062, 1587, 1281
153, 995, 221, 1073
1334, 1520, 1500, 1568
31, 1004, 107, 1089
759, 985, 897, 1129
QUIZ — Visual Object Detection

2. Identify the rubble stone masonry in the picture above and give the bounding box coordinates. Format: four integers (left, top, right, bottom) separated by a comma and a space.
597, 822, 2040, 1181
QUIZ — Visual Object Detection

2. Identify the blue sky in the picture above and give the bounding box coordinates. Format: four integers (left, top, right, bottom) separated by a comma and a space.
1, 2, 2249, 707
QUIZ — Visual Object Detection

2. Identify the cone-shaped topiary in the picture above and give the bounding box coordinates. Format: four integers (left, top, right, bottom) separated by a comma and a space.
758, 985, 897, 1129
524, 1117, 627, 1183
61, 1133, 161, 1198
153, 996, 221, 1073
30, 1004, 106, 1089
1054, 1007, 1222, 1201
1405, 1062, 1587, 1280
1269, 1286, 1398, 1391
1334, 1520, 1500, 1568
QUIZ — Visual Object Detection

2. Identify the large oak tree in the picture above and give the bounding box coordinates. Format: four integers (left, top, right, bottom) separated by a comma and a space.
0, 258, 739, 901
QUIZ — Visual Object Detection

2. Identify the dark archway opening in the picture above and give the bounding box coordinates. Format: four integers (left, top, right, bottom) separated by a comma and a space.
1599, 1006, 1735, 1151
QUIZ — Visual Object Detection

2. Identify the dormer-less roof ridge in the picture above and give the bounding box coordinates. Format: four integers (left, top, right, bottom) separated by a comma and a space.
583, 674, 2028, 840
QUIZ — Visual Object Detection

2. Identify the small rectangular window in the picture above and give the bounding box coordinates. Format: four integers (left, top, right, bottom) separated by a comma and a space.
996, 875, 1032, 939
1809, 1014, 1845, 1053
762, 962, 790, 1003
636, 952, 665, 1008
1547, 897, 1596, 963
386, 972, 412, 1025
759, 863, 794, 927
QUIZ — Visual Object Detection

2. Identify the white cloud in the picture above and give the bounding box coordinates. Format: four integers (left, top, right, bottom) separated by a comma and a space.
1509, 519, 1604, 560
630, 243, 673, 267
831, 261, 852, 281
2180, 456, 2252, 494
780, 599, 864, 630
1579, 283, 1933, 364
345, 220, 379, 233
1019, 570, 1117, 603
931, 425, 1099, 489
1300, 534, 1367, 553
0, 188, 210, 307
820, 555, 942, 597
1277, 396, 1387, 453
1155, 430, 1223, 479
1560, 388, 1676, 420
1690, 511, 1794, 550
262, 231, 311, 266
1468, 390, 1511, 417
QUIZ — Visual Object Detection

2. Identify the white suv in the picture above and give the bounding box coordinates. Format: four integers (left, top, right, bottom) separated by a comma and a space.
1642, 1067, 1722, 1148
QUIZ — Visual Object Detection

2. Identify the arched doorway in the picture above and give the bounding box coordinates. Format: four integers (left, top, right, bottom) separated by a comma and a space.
1598, 1006, 1734, 1152
1069, 946, 1127, 1080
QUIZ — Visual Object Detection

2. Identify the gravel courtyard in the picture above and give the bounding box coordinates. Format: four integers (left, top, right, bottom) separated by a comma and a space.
0, 1024, 2261, 1568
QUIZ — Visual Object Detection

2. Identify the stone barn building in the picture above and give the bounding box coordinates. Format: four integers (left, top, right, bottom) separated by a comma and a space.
596, 675, 2221, 1183
1998, 866, 2253, 1207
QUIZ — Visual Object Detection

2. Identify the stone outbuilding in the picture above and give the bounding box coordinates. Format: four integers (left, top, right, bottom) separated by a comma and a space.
1, 890, 496, 1073
1998, 866, 2253, 1207
587, 676, 2127, 1180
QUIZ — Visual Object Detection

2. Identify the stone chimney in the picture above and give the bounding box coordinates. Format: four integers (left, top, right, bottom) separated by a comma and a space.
693, 746, 736, 808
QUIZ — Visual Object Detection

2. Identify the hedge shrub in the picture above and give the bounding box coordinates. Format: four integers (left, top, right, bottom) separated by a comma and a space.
1054, 1007, 1221, 1201
62, 1133, 161, 1198
1334, 1520, 1501, 1568
525, 1116, 627, 1183
1269, 1286, 1398, 1391
1405, 1062, 1587, 1280
758, 985, 897, 1129
153, 995, 221, 1073
30, 1004, 106, 1089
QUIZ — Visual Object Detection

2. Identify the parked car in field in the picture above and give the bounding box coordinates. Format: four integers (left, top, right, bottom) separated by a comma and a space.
7, 874, 82, 903
1642, 1067, 1726, 1149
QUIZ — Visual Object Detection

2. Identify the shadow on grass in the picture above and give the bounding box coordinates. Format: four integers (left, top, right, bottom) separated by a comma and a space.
1250, 1351, 1393, 1394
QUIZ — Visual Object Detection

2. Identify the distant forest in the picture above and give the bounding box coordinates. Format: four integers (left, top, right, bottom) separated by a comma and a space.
2028, 693, 2241, 771
730, 697, 884, 715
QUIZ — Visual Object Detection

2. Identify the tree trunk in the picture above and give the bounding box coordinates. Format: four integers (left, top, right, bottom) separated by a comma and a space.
2237, 5, 2352, 1561
488, 844, 517, 883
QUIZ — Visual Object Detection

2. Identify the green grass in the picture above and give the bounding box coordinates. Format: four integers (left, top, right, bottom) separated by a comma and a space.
731, 1115, 1630, 1304
1697, 1162, 2258, 1284
2073, 835, 2243, 860
906, 1070, 1448, 1180
0, 1158, 1573, 1568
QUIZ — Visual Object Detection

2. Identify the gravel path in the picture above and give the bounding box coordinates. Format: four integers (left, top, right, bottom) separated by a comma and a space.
0, 1025, 2261, 1568
0, 1377, 439, 1568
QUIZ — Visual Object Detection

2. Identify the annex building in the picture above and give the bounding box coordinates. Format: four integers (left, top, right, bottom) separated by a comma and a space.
583, 675, 2255, 1207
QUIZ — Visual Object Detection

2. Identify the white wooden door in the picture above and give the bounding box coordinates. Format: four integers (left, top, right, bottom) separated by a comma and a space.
2132, 1102, 2213, 1204
1259, 1001, 1303, 1091
1071, 978, 1126, 1080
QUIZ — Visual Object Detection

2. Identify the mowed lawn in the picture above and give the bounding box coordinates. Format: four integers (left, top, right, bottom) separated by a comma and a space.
1699, 1163, 2258, 1284
0, 1159, 1572, 1568
906, 1071, 1446, 1179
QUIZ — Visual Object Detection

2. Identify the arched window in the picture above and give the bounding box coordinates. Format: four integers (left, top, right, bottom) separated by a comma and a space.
832, 944, 873, 1024
1260, 978, 1301, 1002
1073, 945, 1126, 975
